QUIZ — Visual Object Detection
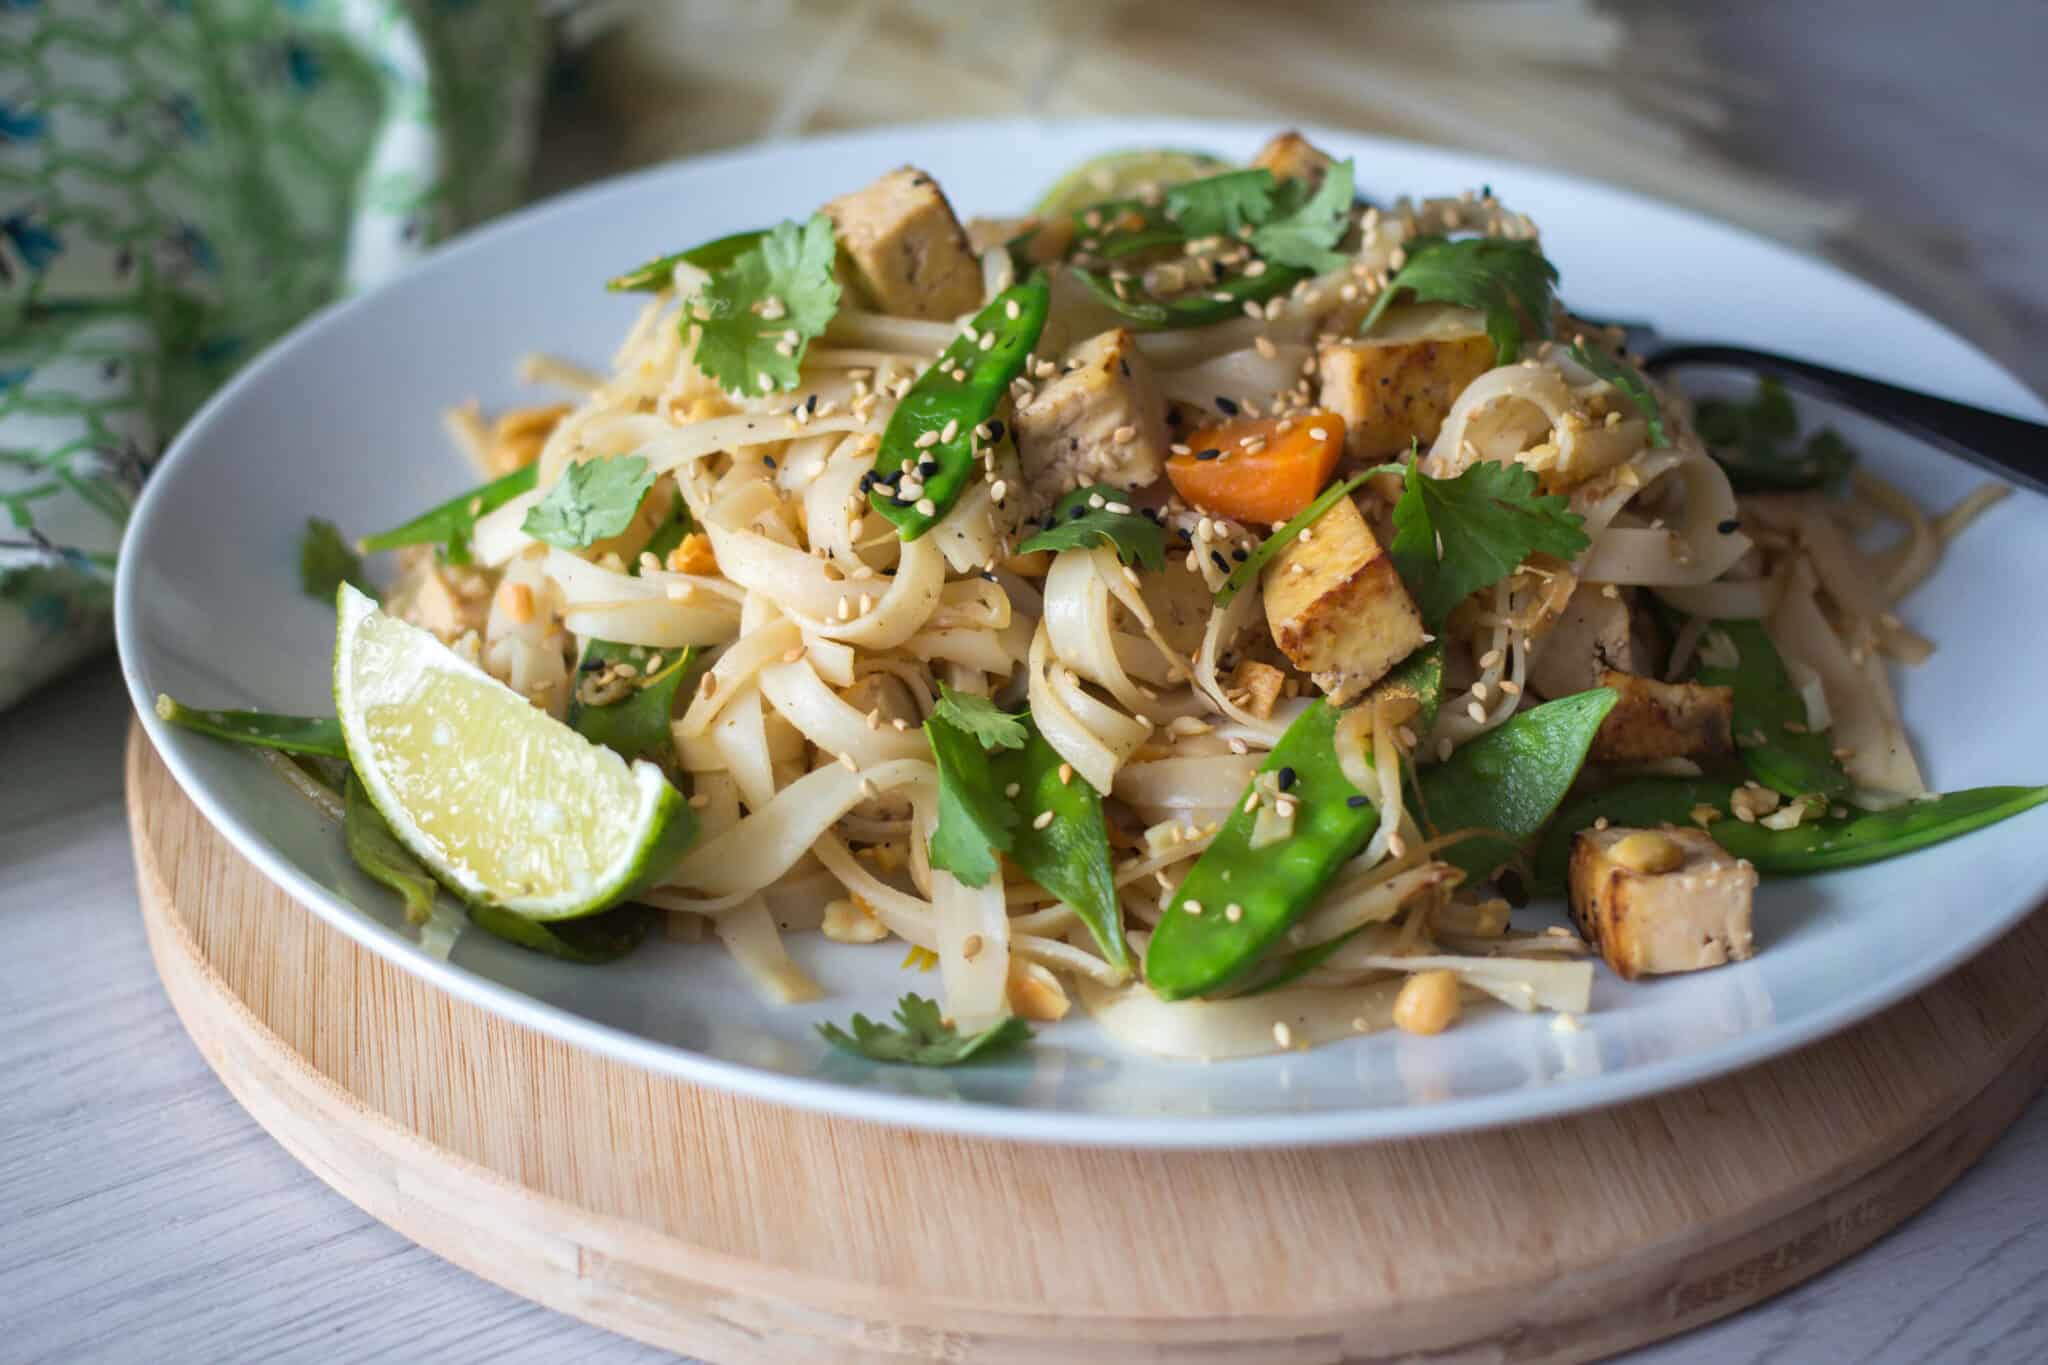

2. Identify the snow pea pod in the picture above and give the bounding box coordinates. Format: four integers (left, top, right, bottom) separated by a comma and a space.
1530, 778, 2048, 890
1069, 261, 1309, 331
605, 229, 767, 293
465, 900, 658, 963
345, 771, 437, 923
1693, 618, 1847, 807
998, 725, 1129, 973
1370, 638, 1445, 738
1144, 701, 1380, 1000
1416, 688, 1619, 880
358, 462, 538, 564
867, 275, 1049, 540
1716, 785, 2048, 875
154, 695, 347, 759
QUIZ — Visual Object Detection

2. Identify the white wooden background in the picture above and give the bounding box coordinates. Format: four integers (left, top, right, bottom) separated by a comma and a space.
5, 3, 2047, 1361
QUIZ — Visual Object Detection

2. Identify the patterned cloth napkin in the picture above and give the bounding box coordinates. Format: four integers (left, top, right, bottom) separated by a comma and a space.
0, 0, 550, 711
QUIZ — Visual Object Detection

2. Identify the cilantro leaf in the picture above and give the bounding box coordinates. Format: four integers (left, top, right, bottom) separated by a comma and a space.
688, 214, 840, 397
818, 993, 1034, 1066
521, 454, 657, 550
931, 683, 1028, 751
1387, 458, 1589, 627
299, 518, 369, 602
1017, 485, 1166, 570
1361, 236, 1559, 364
1250, 158, 1356, 274
924, 703, 1018, 887
1570, 341, 1668, 447
1164, 168, 1275, 237
1695, 377, 1856, 492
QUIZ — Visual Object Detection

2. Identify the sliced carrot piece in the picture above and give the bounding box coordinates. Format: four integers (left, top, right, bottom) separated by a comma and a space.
1166, 411, 1348, 525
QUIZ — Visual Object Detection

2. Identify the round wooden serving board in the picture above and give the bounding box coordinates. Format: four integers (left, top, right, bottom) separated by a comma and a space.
127, 724, 2048, 1364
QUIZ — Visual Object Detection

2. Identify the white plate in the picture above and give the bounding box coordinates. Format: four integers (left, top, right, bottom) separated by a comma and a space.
116, 118, 2048, 1148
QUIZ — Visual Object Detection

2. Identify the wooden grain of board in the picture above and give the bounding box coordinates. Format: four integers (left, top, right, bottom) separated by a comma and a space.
125, 724, 2048, 1363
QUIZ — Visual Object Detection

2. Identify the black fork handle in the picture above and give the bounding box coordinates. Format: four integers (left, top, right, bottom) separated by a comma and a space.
1644, 344, 2048, 498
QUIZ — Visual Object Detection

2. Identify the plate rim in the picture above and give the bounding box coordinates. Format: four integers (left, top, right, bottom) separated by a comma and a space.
115, 114, 2048, 1148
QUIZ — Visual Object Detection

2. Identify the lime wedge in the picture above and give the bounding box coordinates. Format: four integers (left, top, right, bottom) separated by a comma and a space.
333, 584, 694, 920
1032, 148, 1235, 218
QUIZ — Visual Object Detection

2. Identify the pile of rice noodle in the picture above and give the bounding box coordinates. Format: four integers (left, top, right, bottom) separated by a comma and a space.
403, 187, 2001, 1058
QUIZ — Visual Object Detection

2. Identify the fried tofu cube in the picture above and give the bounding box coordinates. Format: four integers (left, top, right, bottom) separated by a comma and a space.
1262, 494, 1426, 705
1231, 659, 1288, 719
1250, 130, 1336, 185
1014, 327, 1169, 494
1526, 584, 1649, 700
1589, 669, 1734, 763
1569, 826, 1757, 979
822, 167, 984, 321
1317, 305, 1497, 461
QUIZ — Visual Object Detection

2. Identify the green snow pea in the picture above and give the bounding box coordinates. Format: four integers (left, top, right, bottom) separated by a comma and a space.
1694, 378, 1855, 493
1692, 618, 1848, 809
1144, 701, 1380, 1000
358, 463, 539, 564
154, 695, 347, 759
344, 771, 438, 924
1069, 261, 1310, 331
1530, 778, 2048, 890
465, 900, 658, 963
606, 228, 768, 293
867, 275, 1049, 540
998, 726, 1129, 974
1415, 688, 1619, 880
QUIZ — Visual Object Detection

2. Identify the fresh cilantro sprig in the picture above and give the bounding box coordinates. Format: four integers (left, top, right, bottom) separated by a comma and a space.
1017, 485, 1167, 570
1694, 377, 1856, 491
924, 685, 1025, 887
1250, 159, 1357, 273
688, 214, 840, 397
931, 684, 1029, 752
818, 992, 1033, 1066
299, 518, 369, 602
1163, 169, 1275, 237
1386, 457, 1589, 627
522, 454, 657, 550
1570, 341, 1668, 447
1361, 236, 1559, 364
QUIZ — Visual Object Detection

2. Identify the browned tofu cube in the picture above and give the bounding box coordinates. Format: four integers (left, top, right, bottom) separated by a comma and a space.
1014, 328, 1169, 494
1526, 584, 1651, 700
1589, 670, 1734, 763
822, 167, 984, 321
1263, 494, 1426, 705
1569, 826, 1758, 979
1317, 304, 1497, 461
1250, 131, 1335, 185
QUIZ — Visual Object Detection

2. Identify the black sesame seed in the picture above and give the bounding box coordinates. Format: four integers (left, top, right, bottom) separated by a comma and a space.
762, 455, 776, 468
1195, 447, 1222, 461
858, 471, 875, 490
1215, 396, 1240, 416
1717, 518, 1741, 534
1210, 551, 1229, 570
1069, 505, 1087, 521
805, 394, 818, 413
1276, 766, 1297, 791
1346, 795, 1370, 809
1231, 548, 1248, 562
986, 419, 1006, 441
890, 497, 912, 508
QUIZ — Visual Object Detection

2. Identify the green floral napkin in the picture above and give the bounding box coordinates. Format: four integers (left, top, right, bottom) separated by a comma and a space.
0, 0, 550, 710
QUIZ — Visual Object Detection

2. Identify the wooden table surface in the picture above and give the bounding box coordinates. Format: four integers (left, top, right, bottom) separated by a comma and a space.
8, 6, 2048, 1361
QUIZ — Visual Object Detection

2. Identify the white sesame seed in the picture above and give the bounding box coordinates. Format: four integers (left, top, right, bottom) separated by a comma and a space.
1225, 903, 1244, 922
1032, 809, 1055, 830
1466, 700, 1487, 723
838, 751, 858, 773
1272, 1021, 1293, 1048
1004, 782, 1021, 798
